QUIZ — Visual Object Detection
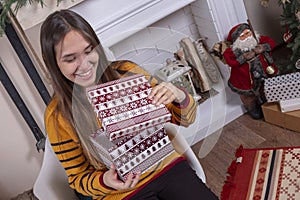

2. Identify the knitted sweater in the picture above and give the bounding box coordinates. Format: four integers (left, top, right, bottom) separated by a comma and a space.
45, 61, 197, 200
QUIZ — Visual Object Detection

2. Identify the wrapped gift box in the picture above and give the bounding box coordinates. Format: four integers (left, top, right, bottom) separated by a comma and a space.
89, 125, 174, 181
279, 97, 300, 112
262, 102, 300, 132
86, 74, 171, 141
264, 72, 300, 102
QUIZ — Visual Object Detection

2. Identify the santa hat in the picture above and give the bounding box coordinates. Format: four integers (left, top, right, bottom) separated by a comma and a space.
227, 23, 250, 43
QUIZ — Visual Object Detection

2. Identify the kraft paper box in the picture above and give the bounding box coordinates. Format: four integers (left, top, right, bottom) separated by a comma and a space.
89, 125, 174, 181
86, 74, 171, 141
262, 102, 300, 133
264, 72, 300, 102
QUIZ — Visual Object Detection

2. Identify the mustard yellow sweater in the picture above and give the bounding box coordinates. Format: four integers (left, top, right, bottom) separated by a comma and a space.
45, 61, 197, 199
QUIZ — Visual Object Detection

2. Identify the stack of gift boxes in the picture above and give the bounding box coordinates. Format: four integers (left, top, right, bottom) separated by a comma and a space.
262, 72, 300, 132
86, 74, 174, 180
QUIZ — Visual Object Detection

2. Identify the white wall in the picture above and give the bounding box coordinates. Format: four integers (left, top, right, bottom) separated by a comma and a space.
243, 0, 285, 45
0, 1, 79, 199
0, 35, 45, 199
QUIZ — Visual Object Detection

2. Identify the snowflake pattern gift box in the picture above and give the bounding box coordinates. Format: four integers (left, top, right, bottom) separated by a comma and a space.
89, 125, 174, 181
86, 74, 172, 141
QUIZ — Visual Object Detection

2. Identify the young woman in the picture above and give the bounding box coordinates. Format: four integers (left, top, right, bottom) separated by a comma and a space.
40, 9, 218, 200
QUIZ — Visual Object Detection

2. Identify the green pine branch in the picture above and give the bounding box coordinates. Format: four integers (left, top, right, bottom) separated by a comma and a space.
0, 0, 62, 36
278, 0, 300, 70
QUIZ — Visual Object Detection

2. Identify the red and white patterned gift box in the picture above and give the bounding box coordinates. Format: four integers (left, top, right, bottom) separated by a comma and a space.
86, 74, 172, 141
90, 125, 174, 181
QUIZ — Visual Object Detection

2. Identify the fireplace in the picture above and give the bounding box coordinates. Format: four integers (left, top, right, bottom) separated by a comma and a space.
71, 0, 248, 146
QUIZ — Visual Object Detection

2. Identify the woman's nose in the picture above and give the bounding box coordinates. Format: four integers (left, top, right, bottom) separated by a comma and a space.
76, 53, 87, 67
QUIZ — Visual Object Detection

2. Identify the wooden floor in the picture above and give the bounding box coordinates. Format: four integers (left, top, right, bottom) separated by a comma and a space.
191, 113, 300, 198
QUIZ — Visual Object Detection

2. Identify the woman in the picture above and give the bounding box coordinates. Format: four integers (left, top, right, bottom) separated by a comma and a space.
40, 9, 218, 200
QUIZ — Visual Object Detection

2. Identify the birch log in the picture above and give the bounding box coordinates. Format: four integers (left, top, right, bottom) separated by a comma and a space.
180, 37, 211, 92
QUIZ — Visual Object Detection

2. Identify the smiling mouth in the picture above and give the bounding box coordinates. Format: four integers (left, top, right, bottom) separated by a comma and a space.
75, 66, 93, 78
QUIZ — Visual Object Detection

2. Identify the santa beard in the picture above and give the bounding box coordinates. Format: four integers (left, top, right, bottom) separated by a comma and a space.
232, 34, 258, 52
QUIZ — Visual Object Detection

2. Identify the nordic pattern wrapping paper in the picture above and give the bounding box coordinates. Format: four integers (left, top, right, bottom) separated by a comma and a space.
86, 74, 172, 141
90, 125, 174, 181
264, 72, 300, 102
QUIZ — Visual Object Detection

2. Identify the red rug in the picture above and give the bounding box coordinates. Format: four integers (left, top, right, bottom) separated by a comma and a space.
221, 145, 300, 200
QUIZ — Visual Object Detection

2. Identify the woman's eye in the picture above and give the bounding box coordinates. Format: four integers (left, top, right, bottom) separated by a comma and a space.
65, 57, 76, 63
85, 46, 93, 54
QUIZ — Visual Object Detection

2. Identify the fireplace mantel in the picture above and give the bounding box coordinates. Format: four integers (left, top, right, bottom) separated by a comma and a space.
71, 0, 195, 47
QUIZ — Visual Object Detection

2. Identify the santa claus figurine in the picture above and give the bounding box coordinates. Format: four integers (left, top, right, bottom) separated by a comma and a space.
223, 23, 279, 119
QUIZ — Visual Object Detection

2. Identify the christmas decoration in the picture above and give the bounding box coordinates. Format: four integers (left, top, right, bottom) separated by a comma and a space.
283, 28, 294, 43
296, 58, 300, 69
278, 0, 300, 71
154, 58, 201, 102
223, 22, 278, 119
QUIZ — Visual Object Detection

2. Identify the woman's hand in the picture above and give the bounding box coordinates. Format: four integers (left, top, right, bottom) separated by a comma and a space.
103, 165, 140, 190
148, 82, 186, 106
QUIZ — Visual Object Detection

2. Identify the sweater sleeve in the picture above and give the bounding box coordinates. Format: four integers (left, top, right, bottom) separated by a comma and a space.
166, 88, 197, 127
45, 99, 114, 198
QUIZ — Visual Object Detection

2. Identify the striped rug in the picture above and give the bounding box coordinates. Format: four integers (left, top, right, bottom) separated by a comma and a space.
221, 145, 300, 200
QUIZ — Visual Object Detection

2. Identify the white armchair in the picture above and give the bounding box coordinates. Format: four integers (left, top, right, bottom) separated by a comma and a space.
33, 125, 205, 199
164, 123, 206, 183
33, 137, 78, 200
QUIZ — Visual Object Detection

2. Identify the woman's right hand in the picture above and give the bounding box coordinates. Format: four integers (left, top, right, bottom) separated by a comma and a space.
103, 165, 140, 190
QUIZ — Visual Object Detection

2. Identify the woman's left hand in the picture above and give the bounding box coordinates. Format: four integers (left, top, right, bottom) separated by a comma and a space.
148, 82, 186, 106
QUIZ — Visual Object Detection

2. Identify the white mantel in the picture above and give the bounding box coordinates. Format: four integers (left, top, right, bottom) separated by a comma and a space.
71, 0, 195, 47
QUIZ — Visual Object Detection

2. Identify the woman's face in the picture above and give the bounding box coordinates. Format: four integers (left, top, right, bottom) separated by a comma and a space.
55, 30, 99, 87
